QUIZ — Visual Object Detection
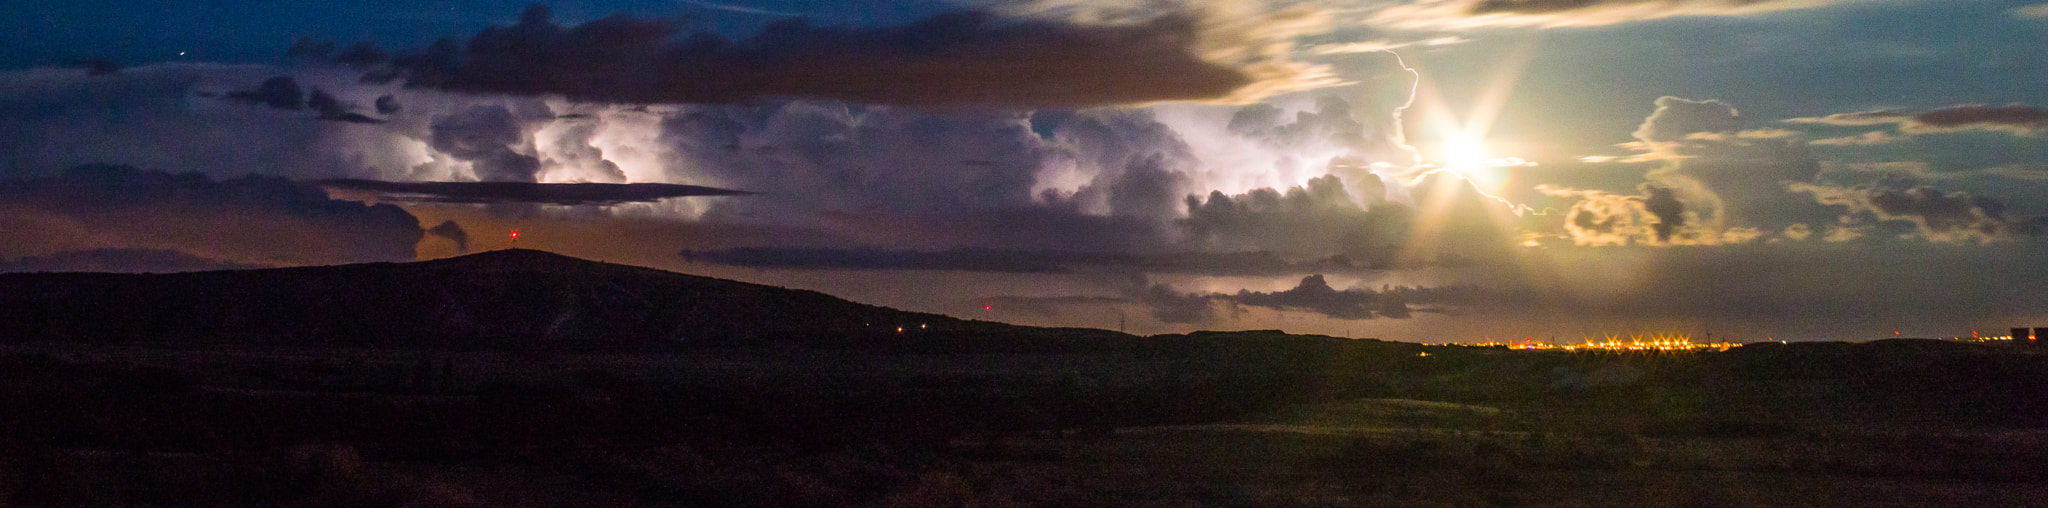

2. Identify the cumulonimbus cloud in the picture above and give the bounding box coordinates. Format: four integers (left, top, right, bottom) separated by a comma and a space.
317, 179, 751, 206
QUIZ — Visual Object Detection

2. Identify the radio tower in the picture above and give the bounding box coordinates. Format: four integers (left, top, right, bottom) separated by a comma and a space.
510, 229, 520, 249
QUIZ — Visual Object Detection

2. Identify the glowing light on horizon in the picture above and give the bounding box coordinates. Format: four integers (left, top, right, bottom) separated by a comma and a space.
1471, 331, 1737, 352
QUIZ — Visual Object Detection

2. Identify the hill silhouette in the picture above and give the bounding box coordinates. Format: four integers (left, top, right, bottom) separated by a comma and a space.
0, 248, 1107, 350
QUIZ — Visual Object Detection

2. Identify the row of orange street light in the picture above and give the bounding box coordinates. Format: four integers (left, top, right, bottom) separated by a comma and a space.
1434, 332, 2041, 350
1439, 334, 1740, 352
1956, 335, 2023, 343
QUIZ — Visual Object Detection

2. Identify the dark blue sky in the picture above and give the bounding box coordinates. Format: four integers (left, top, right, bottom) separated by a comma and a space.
1, 0, 957, 68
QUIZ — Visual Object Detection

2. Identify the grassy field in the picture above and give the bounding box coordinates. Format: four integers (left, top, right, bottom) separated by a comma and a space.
958, 398, 2048, 506
3, 338, 2046, 506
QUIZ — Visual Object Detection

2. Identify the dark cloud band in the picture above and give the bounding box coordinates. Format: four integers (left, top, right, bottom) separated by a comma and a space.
0, 248, 263, 274
1470, 0, 1778, 15
1911, 104, 2048, 131
1132, 275, 1490, 323
1784, 104, 2048, 135
317, 179, 751, 206
1, 165, 424, 266
679, 246, 1360, 276
375, 6, 1248, 108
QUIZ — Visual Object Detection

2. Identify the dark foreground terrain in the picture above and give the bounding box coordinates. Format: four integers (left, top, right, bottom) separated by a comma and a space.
3, 252, 2046, 506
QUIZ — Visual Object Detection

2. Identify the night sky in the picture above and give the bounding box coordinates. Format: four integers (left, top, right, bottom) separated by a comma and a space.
4, 0, 2046, 342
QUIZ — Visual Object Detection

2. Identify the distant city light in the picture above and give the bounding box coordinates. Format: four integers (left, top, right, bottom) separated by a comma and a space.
1459, 332, 1738, 352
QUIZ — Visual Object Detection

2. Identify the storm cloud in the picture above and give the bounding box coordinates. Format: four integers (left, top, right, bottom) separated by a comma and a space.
380, 5, 1267, 108
318, 179, 748, 206
654, 102, 1055, 221
0, 64, 433, 182
428, 104, 543, 182
0, 165, 424, 266
1183, 175, 1410, 267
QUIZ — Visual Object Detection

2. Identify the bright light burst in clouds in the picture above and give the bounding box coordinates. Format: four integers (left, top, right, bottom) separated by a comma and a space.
3, 0, 2047, 341
1440, 135, 1490, 169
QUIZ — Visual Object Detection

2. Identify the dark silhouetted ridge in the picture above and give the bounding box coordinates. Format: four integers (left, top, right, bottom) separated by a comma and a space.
423, 248, 615, 271
0, 248, 1082, 350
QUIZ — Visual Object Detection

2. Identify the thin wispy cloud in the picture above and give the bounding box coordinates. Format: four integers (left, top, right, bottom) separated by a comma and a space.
1366, 0, 1847, 30
677, 0, 804, 17
1785, 104, 2048, 136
